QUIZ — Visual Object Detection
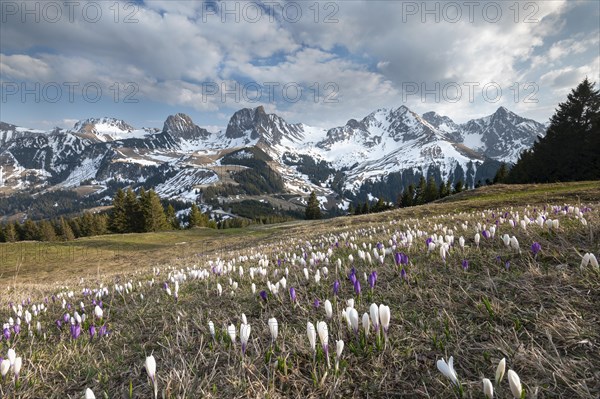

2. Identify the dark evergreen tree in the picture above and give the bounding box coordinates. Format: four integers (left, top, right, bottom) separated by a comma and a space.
188, 203, 206, 228
453, 180, 464, 194
69, 218, 82, 238
109, 188, 128, 233
438, 181, 449, 199
21, 219, 39, 241
79, 212, 95, 236
423, 177, 439, 203
399, 189, 411, 208
445, 179, 452, 197
4, 223, 18, 243
58, 217, 75, 241
124, 188, 142, 233
361, 201, 370, 214
347, 203, 354, 215
142, 190, 168, 232
305, 191, 322, 220
373, 197, 385, 212
509, 78, 600, 183
493, 163, 509, 184
415, 176, 427, 205
166, 204, 180, 229
38, 220, 57, 241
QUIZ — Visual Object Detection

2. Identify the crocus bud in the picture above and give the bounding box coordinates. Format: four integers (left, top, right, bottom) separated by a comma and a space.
307, 322, 316, 352
507, 369, 522, 398
482, 378, 493, 398
324, 300, 333, 319
0, 359, 10, 378
268, 317, 278, 342
495, 358, 506, 385
13, 356, 22, 379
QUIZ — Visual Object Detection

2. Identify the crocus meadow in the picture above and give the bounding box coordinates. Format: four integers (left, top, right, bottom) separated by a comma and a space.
0, 201, 598, 397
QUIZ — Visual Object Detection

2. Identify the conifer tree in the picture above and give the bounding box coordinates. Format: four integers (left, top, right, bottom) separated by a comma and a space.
124, 188, 142, 232
142, 190, 168, 232
57, 217, 75, 241
188, 203, 206, 228
166, 204, 180, 229
109, 188, 128, 233
38, 220, 57, 241
361, 201, 370, 214
453, 180, 464, 194
305, 191, 322, 220
400, 184, 414, 208
424, 177, 439, 203
4, 223, 17, 243
21, 219, 39, 241
493, 163, 509, 184
415, 176, 427, 205
509, 78, 600, 182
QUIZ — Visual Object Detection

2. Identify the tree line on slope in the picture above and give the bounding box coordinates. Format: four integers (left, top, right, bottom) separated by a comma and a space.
507, 78, 599, 183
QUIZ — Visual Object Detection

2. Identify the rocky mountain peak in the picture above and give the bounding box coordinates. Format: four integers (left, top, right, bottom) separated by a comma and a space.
162, 113, 210, 141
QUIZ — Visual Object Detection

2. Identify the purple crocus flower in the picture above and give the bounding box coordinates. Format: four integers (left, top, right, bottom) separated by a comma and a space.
368, 272, 376, 289
394, 252, 402, 266
3, 327, 10, 340
259, 290, 268, 301
70, 324, 81, 340
98, 325, 108, 337
313, 299, 320, 308
462, 259, 469, 271
333, 280, 340, 296
400, 268, 407, 281
354, 279, 361, 296
289, 287, 297, 303
56, 320, 62, 329
531, 242, 541, 257
348, 271, 357, 285
63, 313, 70, 323
505, 261, 510, 271
89, 325, 96, 340
425, 237, 434, 248
13, 324, 20, 335
482, 230, 490, 239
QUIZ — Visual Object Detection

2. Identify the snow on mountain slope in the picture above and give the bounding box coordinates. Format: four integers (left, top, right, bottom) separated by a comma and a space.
422, 107, 546, 163
154, 167, 218, 201
1, 105, 545, 203
0, 121, 45, 147
73, 117, 152, 142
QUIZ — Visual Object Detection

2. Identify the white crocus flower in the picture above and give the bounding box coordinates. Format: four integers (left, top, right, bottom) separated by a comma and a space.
482, 378, 494, 398
324, 299, 333, 319
495, 358, 506, 385
268, 317, 278, 342
145, 355, 157, 399
436, 356, 459, 386
507, 369, 522, 398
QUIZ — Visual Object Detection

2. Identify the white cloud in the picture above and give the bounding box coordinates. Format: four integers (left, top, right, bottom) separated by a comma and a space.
1, 0, 597, 128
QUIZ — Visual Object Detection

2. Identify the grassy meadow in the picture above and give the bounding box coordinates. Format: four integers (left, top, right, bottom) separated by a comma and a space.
0, 181, 599, 398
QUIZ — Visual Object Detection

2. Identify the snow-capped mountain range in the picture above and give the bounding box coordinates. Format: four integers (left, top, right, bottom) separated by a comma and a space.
0, 105, 546, 212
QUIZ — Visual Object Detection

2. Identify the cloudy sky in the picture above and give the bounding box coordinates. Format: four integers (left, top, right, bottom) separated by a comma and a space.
1, 0, 598, 131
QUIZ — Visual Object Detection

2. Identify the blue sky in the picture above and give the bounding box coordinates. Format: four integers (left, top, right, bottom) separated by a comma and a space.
1, 0, 598, 131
